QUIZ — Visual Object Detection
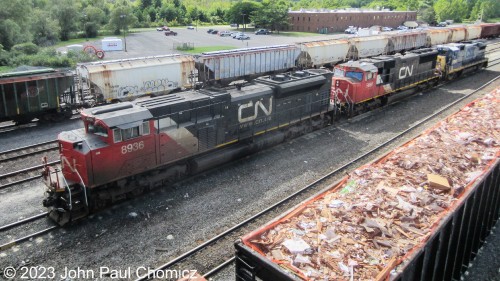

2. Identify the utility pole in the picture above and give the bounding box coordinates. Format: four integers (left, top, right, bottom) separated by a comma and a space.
120, 14, 127, 52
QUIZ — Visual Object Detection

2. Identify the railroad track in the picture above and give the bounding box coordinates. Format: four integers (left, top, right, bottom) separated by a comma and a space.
0, 140, 60, 190
0, 140, 58, 163
0, 112, 81, 135
0, 212, 56, 252
135, 74, 500, 280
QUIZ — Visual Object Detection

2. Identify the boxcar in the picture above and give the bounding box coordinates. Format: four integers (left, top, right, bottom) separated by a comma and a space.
0, 68, 75, 123
449, 27, 467, 42
480, 23, 500, 38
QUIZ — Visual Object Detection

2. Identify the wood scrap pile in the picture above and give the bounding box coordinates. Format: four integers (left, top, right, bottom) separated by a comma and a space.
245, 90, 500, 280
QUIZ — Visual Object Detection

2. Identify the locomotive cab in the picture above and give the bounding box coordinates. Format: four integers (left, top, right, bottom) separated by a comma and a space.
330, 61, 383, 115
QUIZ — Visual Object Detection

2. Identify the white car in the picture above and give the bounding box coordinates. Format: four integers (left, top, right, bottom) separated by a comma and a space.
156, 27, 163, 31
187, 26, 194, 30
235, 33, 250, 40
232, 32, 244, 38
382, 27, 393, 32
219, 31, 232, 37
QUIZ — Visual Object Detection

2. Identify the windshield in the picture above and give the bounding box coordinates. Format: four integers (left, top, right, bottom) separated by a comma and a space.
333, 68, 345, 77
346, 71, 363, 81
88, 123, 108, 137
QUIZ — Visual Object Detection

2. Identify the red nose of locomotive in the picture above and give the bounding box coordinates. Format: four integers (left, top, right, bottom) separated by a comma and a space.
42, 129, 90, 192
331, 77, 354, 106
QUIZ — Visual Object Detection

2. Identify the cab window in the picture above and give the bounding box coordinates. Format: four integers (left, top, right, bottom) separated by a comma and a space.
88, 123, 108, 137
113, 121, 150, 143
333, 68, 345, 77
366, 72, 375, 80
346, 71, 363, 81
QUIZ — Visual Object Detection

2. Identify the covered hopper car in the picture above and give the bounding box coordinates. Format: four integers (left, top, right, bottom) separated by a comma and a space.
0, 68, 76, 124
76, 54, 196, 104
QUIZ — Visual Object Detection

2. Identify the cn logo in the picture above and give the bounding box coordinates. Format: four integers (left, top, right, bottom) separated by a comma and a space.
238, 97, 273, 123
399, 65, 414, 79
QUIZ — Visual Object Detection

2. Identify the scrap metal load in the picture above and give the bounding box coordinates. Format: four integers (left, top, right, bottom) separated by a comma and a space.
236, 88, 500, 281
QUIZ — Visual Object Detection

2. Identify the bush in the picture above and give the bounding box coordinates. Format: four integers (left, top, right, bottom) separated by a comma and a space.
12, 43, 39, 55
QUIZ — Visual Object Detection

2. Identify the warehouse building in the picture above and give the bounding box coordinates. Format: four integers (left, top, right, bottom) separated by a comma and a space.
288, 9, 417, 33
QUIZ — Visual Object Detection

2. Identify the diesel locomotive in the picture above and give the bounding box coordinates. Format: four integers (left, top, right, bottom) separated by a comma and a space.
43, 40, 488, 225
42, 69, 333, 225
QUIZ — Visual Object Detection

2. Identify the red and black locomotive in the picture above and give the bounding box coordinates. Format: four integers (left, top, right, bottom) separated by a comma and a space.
42, 69, 332, 225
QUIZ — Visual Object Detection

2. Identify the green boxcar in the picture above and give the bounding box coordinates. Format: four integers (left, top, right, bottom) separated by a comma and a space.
0, 68, 75, 124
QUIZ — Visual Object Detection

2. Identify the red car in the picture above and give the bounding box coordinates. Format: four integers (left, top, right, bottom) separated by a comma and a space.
164, 30, 178, 36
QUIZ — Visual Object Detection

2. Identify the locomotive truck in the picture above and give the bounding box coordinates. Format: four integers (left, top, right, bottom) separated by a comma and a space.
42, 40, 488, 225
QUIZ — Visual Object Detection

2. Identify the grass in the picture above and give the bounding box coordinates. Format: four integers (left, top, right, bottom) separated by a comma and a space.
0, 66, 15, 73
181, 46, 238, 54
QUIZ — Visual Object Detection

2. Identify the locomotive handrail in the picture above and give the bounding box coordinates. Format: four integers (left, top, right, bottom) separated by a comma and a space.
73, 169, 88, 207
61, 176, 72, 211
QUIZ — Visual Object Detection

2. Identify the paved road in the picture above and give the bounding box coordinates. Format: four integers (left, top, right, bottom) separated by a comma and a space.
68, 27, 346, 60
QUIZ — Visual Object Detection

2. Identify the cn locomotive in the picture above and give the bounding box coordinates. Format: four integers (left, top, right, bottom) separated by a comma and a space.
43, 39, 488, 225
42, 69, 333, 225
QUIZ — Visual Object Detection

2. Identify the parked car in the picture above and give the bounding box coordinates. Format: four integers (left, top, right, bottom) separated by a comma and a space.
437, 22, 447, 27
232, 32, 244, 38
187, 26, 195, 30
382, 27, 393, 32
210, 30, 219, 34
156, 27, 163, 31
344, 26, 357, 34
207, 29, 214, 33
235, 33, 250, 40
162, 26, 170, 31
230, 23, 238, 27
219, 31, 232, 37
164, 30, 178, 36
396, 25, 409, 30
255, 29, 271, 35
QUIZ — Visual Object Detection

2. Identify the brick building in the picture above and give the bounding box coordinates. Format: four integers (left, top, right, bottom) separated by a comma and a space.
288, 9, 417, 33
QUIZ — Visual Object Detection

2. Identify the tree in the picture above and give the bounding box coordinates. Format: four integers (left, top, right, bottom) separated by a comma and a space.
434, 0, 467, 22
51, 0, 79, 41
226, 1, 261, 27
252, 0, 291, 32
0, 0, 32, 49
82, 7, 105, 38
109, 5, 138, 34
32, 9, 60, 46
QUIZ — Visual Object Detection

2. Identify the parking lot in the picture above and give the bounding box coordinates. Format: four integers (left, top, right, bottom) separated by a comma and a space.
79, 26, 346, 60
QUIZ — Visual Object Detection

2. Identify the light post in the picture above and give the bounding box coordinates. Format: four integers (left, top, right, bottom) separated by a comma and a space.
242, 13, 246, 32
83, 14, 88, 41
120, 14, 127, 52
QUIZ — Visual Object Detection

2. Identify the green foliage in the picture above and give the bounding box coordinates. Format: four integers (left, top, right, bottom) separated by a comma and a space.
108, 3, 138, 32
51, 0, 79, 41
226, 1, 261, 26
31, 9, 60, 47
252, 0, 291, 32
434, 0, 468, 22
12, 43, 40, 55
0, 44, 11, 66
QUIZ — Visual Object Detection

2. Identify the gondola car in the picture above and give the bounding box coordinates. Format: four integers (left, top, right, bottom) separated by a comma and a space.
42, 69, 332, 225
